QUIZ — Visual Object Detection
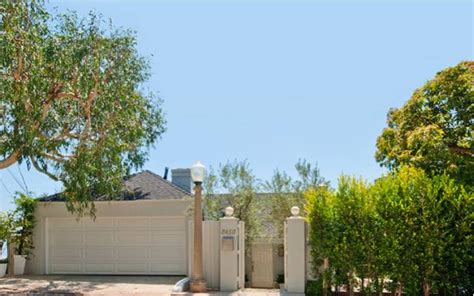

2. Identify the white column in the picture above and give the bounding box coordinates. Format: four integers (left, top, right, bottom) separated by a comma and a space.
220, 207, 239, 292
285, 206, 306, 294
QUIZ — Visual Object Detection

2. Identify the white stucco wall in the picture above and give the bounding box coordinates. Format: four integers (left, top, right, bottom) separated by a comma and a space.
26, 199, 192, 275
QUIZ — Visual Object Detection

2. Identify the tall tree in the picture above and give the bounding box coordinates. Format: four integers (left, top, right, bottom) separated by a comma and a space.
0, 1, 165, 214
376, 61, 473, 185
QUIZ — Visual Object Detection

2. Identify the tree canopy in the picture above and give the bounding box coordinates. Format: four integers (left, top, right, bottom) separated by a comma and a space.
375, 61, 473, 185
0, 1, 165, 214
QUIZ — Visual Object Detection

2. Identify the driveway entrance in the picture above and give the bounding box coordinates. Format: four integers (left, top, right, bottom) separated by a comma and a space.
0, 275, 180, 295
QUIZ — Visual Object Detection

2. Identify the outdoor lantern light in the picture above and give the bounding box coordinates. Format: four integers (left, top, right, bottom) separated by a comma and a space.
191, 161, 206, 183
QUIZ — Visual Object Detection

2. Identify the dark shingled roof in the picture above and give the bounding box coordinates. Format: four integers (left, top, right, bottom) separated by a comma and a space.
39, 170, 192, 202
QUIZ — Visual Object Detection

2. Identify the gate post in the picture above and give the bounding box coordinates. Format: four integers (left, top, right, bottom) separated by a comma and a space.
285, 206, 306, 294
220, 207, 240, 291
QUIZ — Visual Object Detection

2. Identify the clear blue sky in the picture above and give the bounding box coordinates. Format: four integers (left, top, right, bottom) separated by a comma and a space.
1, 0, 472, 210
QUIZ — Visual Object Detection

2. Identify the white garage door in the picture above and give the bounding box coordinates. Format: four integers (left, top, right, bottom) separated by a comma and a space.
46, 217, 187, 275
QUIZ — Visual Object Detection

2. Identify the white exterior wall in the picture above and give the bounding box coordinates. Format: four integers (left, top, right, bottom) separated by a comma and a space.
27, 199, 192, 275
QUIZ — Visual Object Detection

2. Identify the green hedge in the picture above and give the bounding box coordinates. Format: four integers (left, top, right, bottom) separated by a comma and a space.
305, 166, 473, 296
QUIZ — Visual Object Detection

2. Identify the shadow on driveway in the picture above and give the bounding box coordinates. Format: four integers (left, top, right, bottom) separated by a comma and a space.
0, 275, 182, 295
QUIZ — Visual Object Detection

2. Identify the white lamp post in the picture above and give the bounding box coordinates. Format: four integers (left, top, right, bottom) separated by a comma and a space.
190, 161, 207, 292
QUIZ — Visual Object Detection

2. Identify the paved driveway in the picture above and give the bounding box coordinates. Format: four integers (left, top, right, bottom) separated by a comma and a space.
0, 276, 285, 295
0, 275, 181, 295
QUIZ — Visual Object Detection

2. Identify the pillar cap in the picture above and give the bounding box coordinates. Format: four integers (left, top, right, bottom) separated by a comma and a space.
224, 207, 234, 217
291, 206, 300, 217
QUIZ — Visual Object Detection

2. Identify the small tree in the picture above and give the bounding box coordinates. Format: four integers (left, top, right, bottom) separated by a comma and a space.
11, 193, 37, 257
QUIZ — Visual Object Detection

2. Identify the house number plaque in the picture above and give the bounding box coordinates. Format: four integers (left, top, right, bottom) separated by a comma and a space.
221, 228, 237, 235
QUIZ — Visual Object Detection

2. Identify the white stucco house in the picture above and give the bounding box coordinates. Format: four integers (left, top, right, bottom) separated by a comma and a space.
26, 169, 194, 276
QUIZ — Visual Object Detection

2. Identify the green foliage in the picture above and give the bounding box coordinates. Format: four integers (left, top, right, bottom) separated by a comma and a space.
204, 159, 327, 242
0, 193, 37, 257
264, 159, 328, 238
276, 273, 284, 284
306, 166, 473, 295
376, 61, 474, 185
203, 160, 261, 246
0, 1, 165, 215
11, 193, 37, 256
0, 211, 15, 242
306, 279, 324, 296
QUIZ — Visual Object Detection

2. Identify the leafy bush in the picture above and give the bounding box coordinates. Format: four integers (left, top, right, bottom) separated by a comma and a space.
276, 274, 284, 284
305, 166, 473, 296
306, 279, 323, 296
12, 193, 38, 257
0, 194, 38, 258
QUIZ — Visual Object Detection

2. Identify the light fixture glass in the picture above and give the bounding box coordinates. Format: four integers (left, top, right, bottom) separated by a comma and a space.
191, 161, 206, 183
291, 206, 300, 217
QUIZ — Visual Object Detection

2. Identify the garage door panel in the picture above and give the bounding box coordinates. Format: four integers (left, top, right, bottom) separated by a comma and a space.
84, 232, 114, 245
117, 263, 147, 273
50, 218, 82, 229
116, 231, 149, 244
84, 247, 115, 260
48, 216, 186, 275
150, 218, 184, 229
84, 263, 115, 273
52, 231, 83, 246
116, 217, 149, 228
50, 263, 82, 273
150, 232, 185, 244
117, 246, 149, 260
84, 218, 114, 228
150, 246, 185, 260
150, 263, 185, 273
50, 247, 82, 259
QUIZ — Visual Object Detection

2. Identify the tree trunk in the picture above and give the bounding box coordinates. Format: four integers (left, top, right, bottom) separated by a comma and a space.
7, 241, 15, 277
377, 277, 383, 296
0, 151, 19, 169
361, 276, 365, 296
396, 283, 403, 296
323, 258, 329, 296
423, 281, 430, 296
349, 272, 354, 296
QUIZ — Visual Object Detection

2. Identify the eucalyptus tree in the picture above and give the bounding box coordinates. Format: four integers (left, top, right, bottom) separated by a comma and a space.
0, 1, 165, 214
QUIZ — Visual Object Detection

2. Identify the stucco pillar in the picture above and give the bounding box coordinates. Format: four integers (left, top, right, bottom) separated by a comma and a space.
220, 207, 239, 292
285, 206, 306, 294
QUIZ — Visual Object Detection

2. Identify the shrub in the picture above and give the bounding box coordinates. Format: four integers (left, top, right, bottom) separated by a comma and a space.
305, 166, 473, 296
306, 279, 323, 296
12, 193, 38, 257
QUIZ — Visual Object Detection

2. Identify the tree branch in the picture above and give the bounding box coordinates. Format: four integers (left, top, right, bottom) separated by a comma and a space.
449, 145, 474, 157
0, 150, 20, 169
30, 156, 60, 181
